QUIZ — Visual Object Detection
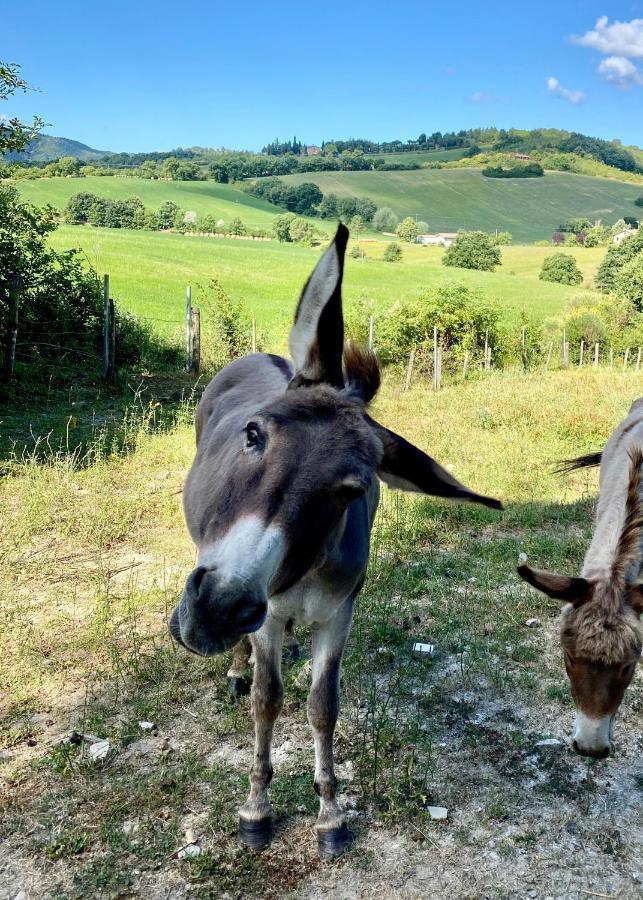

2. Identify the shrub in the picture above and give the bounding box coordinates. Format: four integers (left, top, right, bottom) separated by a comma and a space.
229, 217, 246, 236
288, 217, 318, 245
443, 231, 501, 271
350, 245, 366, 259
273, 212, 297, 242
198, 278, 253, 371
383, 242, 402, 262
482, 162, 544, 178
492, 231, 513, 246
396, 217, 420, 243
539, 253, 583, 285
376, 284, 504, 368
372, 206, 398, 232
635, 197, 643, 207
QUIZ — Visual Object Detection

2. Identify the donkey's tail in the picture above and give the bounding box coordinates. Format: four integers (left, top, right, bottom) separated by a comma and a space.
555, 450, 602, 475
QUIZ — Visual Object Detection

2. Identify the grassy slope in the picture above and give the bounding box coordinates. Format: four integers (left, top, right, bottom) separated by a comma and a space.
15, 176, 288, 230
45, 224, 605, 333
280, 168, 642, 241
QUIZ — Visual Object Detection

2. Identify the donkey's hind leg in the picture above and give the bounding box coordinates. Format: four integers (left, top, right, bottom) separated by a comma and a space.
227, 636, 252, 699
308, 598, 354, 858
238, 619, 284, 851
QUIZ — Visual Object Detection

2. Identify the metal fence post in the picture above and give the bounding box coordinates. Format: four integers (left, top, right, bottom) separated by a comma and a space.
368, 315, 374, 351
2, 274, 20, 383
433, 326, 439, 390
191, 307, 201, 373
404, 349, 415, 391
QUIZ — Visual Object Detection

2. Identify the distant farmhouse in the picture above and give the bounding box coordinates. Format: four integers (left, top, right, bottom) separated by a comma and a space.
613, 228, 637, 246
305, 145, 321, 156
513, 153, 531, 160
417, 232, 458, 247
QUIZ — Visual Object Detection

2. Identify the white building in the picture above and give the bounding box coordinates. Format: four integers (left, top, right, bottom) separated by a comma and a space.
612, 228, 637, 246
417, 232, 458, 247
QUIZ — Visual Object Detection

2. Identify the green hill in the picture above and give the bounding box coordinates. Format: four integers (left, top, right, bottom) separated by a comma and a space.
280, 168, 642, 242
5, 134, 109, 162
15, 176, 291, 230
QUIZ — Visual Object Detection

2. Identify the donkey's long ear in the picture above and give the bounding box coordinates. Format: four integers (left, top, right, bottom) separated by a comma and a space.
288, 224, 348, 390
518, 565, 593, 605
369, 419, 502, 510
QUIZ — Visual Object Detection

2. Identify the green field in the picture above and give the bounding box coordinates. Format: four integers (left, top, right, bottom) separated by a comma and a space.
15, 176, 286, 230
366, 147, 469, 163
280, 168, 642, 242
44, 224, 605, 337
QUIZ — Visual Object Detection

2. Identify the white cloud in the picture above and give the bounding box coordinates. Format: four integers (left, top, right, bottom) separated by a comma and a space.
572, 16, 643, 59
598, 55, 643, 87
547, 76, 585, 104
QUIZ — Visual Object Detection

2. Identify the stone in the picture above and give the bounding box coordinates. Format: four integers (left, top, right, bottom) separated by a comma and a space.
138, 721, 156, 731
427, 806, 448, 821
518, 552, 528, 564
525, 618, 542, 628
0, 750, 15, 763
178, 843, 201, 859
535, 738, 564, 750
88, 739, 111, 761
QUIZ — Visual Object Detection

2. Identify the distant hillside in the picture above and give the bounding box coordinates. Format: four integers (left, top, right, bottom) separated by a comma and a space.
5, 134, 110, 163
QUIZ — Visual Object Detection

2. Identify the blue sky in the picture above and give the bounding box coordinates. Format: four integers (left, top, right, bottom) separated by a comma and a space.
4, 1, 643, 152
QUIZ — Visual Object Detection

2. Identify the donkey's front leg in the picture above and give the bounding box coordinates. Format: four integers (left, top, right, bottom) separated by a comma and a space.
238, 620, 284, 850
308, 599, 353, 858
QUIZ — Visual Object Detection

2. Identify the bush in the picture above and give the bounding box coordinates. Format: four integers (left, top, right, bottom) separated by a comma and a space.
288, 217, 318, 246
198, 278, 253, 371
482, 162, 544, 178
539, 253, 583, 285
273, 212, 297, 242
350, 245, 366, 259
492, 231, 513, 246
396, 217, 420, 243
635, 196, 643, 208
443, 231, 501, 271
372, 206, 398, 232
376, 284, 504, 368
383, 242, 402, 262
616, 254, 643, 309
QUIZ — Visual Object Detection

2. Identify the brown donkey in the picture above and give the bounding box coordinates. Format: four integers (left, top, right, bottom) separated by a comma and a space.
519, 398, 643, 758
170, 225, 501, 857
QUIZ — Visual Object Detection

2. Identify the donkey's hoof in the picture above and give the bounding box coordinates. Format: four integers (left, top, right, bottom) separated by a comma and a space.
238, 816, 272, 851
227, 676, 251, 700
317, 822, 351, 859
282, 643, 301, 662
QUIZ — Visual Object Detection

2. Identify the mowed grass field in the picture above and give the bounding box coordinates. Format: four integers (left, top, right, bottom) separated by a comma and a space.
1, 370, 641, 897
281, 168, 643, 242
42, 224, 605, 336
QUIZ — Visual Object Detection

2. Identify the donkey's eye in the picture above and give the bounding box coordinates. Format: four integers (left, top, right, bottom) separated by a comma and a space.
620, 661, 636, 680
244, 422, 262, 450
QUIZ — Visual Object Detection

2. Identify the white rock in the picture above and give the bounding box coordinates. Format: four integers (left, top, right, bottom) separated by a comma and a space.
88, 739, 111, 761
535, 738, 563, 750
518, 552, 528, 564
427, 805, 448, 821
178, 843, 201, 859
122, 820, 140, 836
412, 642, 435, 659
184, 827, 196, 845
525, 618, 542, 628
138, 721, 156, 731
0, 750, 15, 762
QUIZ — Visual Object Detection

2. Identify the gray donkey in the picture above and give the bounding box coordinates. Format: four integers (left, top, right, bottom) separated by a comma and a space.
170, 224, 501, 857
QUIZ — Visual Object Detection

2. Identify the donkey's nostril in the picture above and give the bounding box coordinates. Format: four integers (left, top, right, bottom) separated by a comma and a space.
185, 566, 208, 600
235, 603, 267, 634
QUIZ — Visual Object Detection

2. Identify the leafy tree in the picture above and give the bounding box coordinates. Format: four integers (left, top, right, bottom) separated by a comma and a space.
56, 156, 81, 177
158, 200, 180, 229
139, 160, 159, 179
199, 278, 252, 371
596, 229, 643, 292
416, 220, 429, 234
492, 231, 513, 246
372, 207, 398, 232
396, 217, 420, 243
383, 242, 402, 262
443, 231, 501, 271
616, 254, 643, 309
0, 61, 45, 153
229, 217, 246, 236
539, 253, 583, 285
161, 157, 181, 179
623, 216, 639, 229
564, 217, 592, 235
317, 194, 339, 219
273, 212, 297, 242
288, 218, 317, 245
583, 224, 609, 247
635, 196, 643, 208
349, 215, 364, 235
65, 192, 98, 224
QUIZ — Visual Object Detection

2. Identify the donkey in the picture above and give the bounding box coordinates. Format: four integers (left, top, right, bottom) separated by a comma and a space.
519, 397, 643, 758
170, 224, 501, 857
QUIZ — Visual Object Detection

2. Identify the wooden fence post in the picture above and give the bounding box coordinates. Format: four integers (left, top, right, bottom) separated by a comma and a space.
609, 347, 614, 369
462, 349, 470, 380
562, 328, 569, 367
637, 347, 641, 371
594, 343, 599, 368
484, 329, 489, 371
191, 306, 201, 373
368, 315, 374, 351
433, 327, 439, 390
521, 326, 527, 370
102, 274, 110, 380
623, 347, 630, 370
579, 340, 584, 368
107, 298, 117, 384
185, 285, 192, 372
251, 318, 257, 354
2, 274, 20, 383
544, 341, 553, 371
404, 349, 415, 391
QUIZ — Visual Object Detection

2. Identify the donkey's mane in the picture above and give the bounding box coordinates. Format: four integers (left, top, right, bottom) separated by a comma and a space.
566, 447, 643, 664
342, 342, 381, 404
